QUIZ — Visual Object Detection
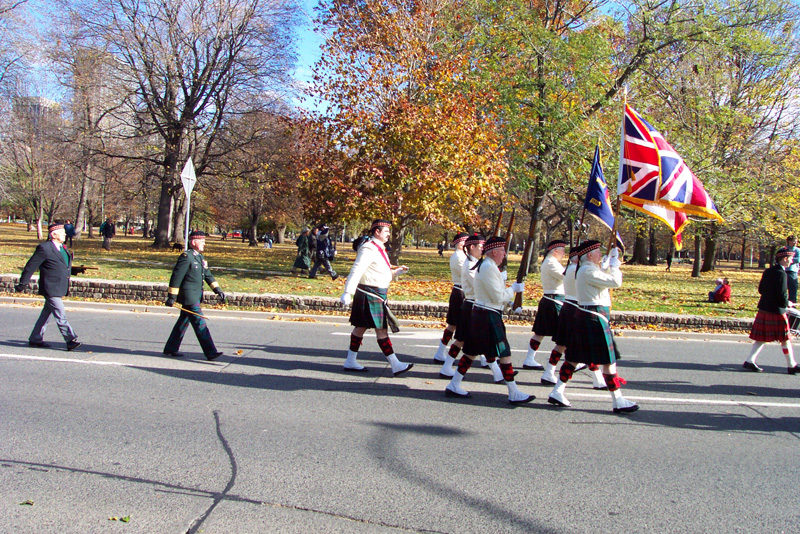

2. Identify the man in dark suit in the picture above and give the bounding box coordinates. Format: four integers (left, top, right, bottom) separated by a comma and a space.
16, 221, 87, 350
163, 231, 226, 360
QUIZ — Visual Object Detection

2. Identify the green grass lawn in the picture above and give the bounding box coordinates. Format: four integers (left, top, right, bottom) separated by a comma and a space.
0, 222, 762, 318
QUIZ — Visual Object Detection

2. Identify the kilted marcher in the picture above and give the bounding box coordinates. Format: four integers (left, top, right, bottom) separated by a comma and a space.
163, 231, 226, 360
548, 240, 638, 413
437, 234, 505, 383
522, 240, 568, 371
541, 247, 607, 389
339, 219, 413, 376
15, 221, 87, 350
743, 247, 800, 374
445, 236, 533, 404
433, 232, 469, 364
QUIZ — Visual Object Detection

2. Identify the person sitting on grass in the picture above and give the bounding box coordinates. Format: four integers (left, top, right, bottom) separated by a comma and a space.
708, 277, 731, 303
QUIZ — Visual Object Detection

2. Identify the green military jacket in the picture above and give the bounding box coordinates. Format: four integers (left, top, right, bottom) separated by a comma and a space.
168, 249, 220, 305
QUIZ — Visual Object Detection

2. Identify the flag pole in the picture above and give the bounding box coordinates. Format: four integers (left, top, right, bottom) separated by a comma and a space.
608, 89, 627, 254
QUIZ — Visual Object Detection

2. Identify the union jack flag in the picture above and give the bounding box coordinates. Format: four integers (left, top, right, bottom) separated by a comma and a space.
617, 104, 723, 249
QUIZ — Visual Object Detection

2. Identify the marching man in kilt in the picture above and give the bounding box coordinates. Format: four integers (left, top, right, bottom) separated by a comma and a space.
522, 240, 568, 371
438, 234, 505, 383
339, 219, 413, 376
541, 247, 607, 390
163, 231, 226, 360
445, 236, 533, 404
743, 247, 800, 374
433, 232, 469, 364
548, 240, 638, 413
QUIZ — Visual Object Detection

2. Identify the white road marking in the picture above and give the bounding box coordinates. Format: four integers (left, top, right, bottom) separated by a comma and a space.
0, 353, 127, 366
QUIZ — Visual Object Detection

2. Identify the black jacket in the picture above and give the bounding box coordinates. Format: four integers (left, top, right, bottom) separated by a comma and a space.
19, 241, 77, 297
757, 264, 789, 314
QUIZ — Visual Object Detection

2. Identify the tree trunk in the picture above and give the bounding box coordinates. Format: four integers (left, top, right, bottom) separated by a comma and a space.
692, 234, 701, 277
74, 163, 90, 239
276, 225, 286, 244
648, 221, 658, 265
701, 223, 718, 272
629, 223, 648, 264
154, 180, 174, 248
758, 246, 767, 268
172, 193, 186, 245
388, 226, 405, 264
739, 233, 746, 270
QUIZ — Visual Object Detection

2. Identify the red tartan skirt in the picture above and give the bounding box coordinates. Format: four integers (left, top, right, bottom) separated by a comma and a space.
445, 286, 465, 326
532, 294, 564, 338
749, 310, 790, 342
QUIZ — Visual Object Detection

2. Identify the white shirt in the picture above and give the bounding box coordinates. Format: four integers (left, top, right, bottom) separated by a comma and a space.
344, 239, 395, 293
540, 253, 565, 294
461, 254, 480, 300
450, 249, 467, 285
575, 260, 622, 307
474, 257, 515, 311
563, 261, 577, 301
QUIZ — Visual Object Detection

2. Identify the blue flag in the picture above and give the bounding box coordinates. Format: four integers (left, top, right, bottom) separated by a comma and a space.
583, 145, 624, 250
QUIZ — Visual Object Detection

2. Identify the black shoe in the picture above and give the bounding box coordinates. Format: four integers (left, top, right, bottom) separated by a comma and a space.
207, 351, 223, 361
509, 394, 536, 405
593, 385, 609, 390
541, 378, 556, 386
66, 340, 82, 351
163, 350, 184, 357
331, 274, 339, 281
445, 387, 471, 398
433, 357, 446, 364
613, 404, 640, 414
393, 363, 413, 377
439, 372, 455, 379
343, 366, 369, 373
523, 364, 545, 371
547, 396, 569, 407
743, 361, 763, 373
789, 365, 800, 375
28, 341, 51, 348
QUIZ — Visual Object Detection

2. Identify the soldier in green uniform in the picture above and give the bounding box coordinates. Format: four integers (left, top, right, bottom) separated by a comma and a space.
163, 231, 226, 360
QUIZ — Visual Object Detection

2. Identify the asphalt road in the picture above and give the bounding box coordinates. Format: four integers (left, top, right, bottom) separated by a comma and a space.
1, 301, 798, 534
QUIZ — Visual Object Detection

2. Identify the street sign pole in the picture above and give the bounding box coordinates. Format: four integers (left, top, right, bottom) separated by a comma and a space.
180, 158, 197, 251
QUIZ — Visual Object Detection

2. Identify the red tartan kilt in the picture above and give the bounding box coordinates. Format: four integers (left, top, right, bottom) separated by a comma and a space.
553, 300, 578, 347
749, 310, 790, 342
445, 286, 465, 326
532, 295, 563, 337
454, 300, 474, 343
463, 305, 511, 360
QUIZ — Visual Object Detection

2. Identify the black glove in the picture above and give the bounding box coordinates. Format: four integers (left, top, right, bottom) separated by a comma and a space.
214, 288, 227, 304
14, 284, 25, 293
71, 266, 86, 275
165, 296, 176, 307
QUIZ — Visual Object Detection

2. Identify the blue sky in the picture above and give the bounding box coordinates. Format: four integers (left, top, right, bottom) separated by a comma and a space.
290, 0, 325, 111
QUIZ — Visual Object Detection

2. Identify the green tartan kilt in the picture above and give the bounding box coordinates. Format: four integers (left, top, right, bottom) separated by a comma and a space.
350, 284, 388, 330
567, 305, 620, 365
553, 299, 578, 347
532, 294, 564, 337
454, 300, 474, 343
463, 305, 511, 361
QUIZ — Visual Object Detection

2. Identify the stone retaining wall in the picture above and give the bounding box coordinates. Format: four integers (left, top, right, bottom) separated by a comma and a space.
0, 274, 753, 331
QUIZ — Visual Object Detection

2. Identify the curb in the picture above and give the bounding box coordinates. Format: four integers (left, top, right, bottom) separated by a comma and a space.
1, 274, 754, 332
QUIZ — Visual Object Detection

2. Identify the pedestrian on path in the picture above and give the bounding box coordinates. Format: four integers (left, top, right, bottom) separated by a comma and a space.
522, 239, 568, 371
783, 236, 800, 302
163, 231, 226, 360
101, 217, 115, 251
15, 221, 87, 351
292, 228, 312, 275
743, 247, 800, 374
445, 236, 533, 404
339, 219, 413, 376
548, 240, 638, 413
309, 225, 338, 280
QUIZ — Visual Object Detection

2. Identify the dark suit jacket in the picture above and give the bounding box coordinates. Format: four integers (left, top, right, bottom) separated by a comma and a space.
757, 264, 789, 314
19, 241, 74, 298
168, 250, 218, 306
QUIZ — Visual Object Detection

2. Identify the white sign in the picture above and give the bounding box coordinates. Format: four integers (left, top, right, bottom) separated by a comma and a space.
180, 158, 196, 196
